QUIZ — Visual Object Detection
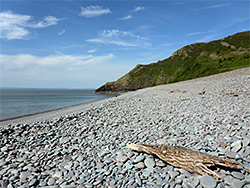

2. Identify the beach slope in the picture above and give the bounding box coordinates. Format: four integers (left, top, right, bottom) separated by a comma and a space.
0, 68, 249, 187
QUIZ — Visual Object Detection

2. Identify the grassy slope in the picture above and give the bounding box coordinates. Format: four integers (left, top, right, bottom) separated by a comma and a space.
95, 31, 250, 93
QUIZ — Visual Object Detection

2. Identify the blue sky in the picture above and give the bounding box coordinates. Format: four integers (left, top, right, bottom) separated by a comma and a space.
0, 0, 249, 89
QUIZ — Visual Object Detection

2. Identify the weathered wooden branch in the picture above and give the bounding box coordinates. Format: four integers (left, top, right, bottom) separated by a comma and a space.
127, 143, 240, 179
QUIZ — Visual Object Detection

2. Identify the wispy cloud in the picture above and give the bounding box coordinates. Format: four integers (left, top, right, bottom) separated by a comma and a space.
28, 16, 61, 28
79, 5, 111, 18
195, 3, 231, 11
58, 29, 65, 35
120, 15, 132, 20
0, 11, 61, 40
75, 53, 113, 65
86, 29, 150, 47
133, 6, 145, 12
0, 53, 116, 88
88, 48, 97, 53
0, 53, 114, 70
186, 32, 203, 37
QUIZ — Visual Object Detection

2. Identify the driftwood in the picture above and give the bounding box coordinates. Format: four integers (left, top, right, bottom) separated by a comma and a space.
127, 143, 240, 179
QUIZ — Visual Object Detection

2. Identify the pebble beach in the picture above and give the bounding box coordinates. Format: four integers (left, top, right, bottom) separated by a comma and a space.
0, 68, 250, 188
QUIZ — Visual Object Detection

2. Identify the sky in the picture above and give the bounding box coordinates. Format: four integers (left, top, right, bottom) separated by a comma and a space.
0, 0, 249, 89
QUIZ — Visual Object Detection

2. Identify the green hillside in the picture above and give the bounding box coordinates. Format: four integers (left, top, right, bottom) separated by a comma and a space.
95, 31, 250, 94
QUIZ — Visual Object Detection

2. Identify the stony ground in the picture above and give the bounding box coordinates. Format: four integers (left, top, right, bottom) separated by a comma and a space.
0, 68, 250, 188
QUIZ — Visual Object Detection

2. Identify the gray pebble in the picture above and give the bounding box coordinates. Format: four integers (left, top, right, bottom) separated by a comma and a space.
144, 157, 155, 168
231, 140, 242, 152
224, 175, 234, 185
53, 171, 63, 178
28, 178, 37, 186
231, 179, 244, 188
231, 171, 245, 180
225, 151, 237, 158
200, 175, 217, 188
1, 146, 8, 152
135, 162, 145, 169
84, 183, 93, 188
134, 155, 145, 163
47, 178, 56, 186
60, 185, 77, 188
183, 176, 200, 187
142, 170, 151, 177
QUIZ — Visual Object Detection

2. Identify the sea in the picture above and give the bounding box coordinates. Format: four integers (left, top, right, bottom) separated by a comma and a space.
0, 89, 113, 120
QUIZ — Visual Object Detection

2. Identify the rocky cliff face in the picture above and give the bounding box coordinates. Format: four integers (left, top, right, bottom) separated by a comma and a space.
95, 31, 250, 94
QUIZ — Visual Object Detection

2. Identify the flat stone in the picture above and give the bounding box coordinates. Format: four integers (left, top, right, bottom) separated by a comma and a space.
48, 178, 56, 186
60, 185, 77, 188
231, 140, 242, 152
64, 162, 72, 170
104, 158, 113, 164
225, 151, 237, 159
63, 155, 71, 162
231, 179, 244, 188
76, 186, 85, 188
76, 155, 85, 162
1, 146, 8, 152
28, 178, 37, 186
31, 156, 39, 161
157, 139, 166, 145
135, 162, 145, 169
60, 137, 70, 143
142, 170, 151, 177
224, 175, 234, 185
156, 160, 166, 167
84, 183, 93, 188
134, 155, 145, 163
53, 171, 63, 178
93, 177, 103, 186
175, 178, 183, 184
99, 150, 109, 157
169, 171, 179, 179
182, 176, 200, 187
242, 138, 250, 147
200, 175, 217, 188
116, 156, 128, 163
231, 171, 245, 180
144, 157, 155, 168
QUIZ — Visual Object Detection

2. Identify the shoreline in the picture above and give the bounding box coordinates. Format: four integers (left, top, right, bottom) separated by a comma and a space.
0, 96, 117, 127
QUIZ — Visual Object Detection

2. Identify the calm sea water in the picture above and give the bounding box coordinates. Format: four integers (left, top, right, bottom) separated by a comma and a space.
0, 89, 113, 120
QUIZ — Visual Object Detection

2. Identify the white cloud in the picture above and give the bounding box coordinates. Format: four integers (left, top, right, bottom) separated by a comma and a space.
0, 53, 114, 70
0, 11, 61, 40
186, 32, 204, 37
120, 15, 132, 20
28, 15, 60, 28
88, 49, 97, 53
79, 5, 111, 18
75, 53, 113, 65
0, 53, 125, 88
195, 3, 231, 11
86, 29, 150, 47
58, 29, 65, 35
133, 6, 145, 12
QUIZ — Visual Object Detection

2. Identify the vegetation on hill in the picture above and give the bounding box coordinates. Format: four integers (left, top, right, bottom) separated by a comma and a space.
95, 31, 250, 94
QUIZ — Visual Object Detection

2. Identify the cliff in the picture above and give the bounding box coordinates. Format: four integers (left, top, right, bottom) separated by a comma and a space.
95, 31, 250, 94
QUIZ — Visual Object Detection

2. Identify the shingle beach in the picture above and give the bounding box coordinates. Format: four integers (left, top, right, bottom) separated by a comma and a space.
0, 68, 250, 188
